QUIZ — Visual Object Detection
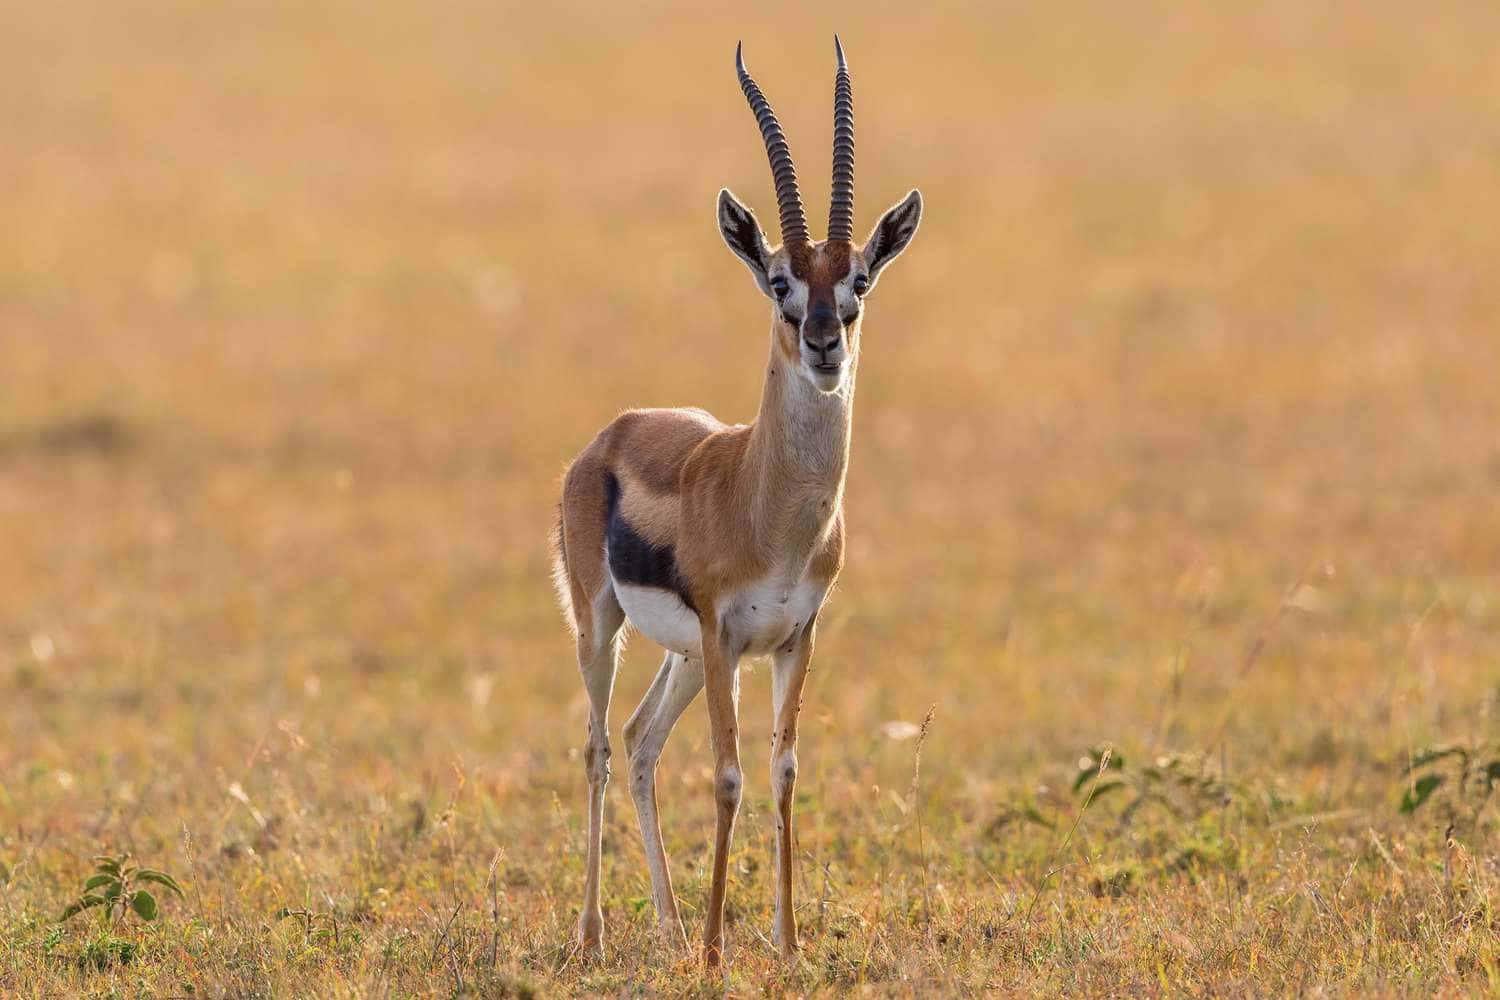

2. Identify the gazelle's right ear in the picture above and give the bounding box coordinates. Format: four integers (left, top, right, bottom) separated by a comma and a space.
717, 189, 775, 297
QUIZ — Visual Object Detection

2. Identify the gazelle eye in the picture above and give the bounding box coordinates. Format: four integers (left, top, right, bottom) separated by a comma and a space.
852, 274, 870, 296
769, 276, 790, 299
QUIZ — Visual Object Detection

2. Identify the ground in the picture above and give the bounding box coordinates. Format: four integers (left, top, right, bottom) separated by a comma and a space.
3, 0, 1500, 996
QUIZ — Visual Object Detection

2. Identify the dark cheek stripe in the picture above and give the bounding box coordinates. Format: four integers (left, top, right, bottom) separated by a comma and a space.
604, 473, 698, 614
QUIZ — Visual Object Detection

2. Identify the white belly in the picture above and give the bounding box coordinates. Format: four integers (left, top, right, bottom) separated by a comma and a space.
614, 581, 703, 658
612, 574, 827, 661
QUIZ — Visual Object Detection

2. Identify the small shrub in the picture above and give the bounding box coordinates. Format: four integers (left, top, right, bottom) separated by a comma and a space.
1400, 743, 1500, 827
58, 853, 186, 927
1073, 747, 1229, 824
1089, 862, 1140, 898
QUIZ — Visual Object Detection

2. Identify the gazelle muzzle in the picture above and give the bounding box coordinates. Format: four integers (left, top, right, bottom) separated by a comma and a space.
801, 306, 844, 363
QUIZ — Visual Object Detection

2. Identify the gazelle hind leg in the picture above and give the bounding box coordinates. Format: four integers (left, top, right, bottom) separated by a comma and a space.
622, 650, 704, 944
575, 585, 625, 959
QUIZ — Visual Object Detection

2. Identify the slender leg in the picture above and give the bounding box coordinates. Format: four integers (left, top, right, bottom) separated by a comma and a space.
699, 618, 742, 969
575, 589, 624, 959
769, 622, 815, 959
622, 650, 704, 944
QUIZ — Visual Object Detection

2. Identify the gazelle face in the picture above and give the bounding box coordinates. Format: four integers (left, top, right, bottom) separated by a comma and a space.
765, 241, 866, 392
718, 188, 922, 394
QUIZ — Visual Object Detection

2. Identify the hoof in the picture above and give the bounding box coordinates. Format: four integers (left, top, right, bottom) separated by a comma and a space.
658, 920, 689, 949
576, 918, 604, 963
774, 919, 799, 962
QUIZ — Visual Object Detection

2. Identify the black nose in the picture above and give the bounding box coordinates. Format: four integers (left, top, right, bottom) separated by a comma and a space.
802, 310, 842, 355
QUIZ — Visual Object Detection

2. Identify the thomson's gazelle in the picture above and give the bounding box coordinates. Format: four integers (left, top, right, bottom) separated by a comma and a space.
551, 38, 921, 967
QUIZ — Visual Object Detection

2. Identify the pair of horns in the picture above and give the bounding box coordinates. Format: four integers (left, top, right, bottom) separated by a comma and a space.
736, 37, 855, 246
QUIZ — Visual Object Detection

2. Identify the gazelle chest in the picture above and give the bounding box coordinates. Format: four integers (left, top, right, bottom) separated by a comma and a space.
719, 571, 828, 658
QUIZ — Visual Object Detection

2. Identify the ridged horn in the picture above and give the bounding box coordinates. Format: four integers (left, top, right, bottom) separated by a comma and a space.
827, 35, 855, 243
736, 42, 809, 246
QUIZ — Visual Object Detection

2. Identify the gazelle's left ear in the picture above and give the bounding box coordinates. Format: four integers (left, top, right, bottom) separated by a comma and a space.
861, 189, 922, 291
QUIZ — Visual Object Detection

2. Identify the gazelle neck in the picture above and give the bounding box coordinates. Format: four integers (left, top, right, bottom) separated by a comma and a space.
744, 325, 856, 556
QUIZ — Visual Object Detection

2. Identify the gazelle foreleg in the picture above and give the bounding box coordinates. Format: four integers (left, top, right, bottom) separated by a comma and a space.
770, 620, 815, 958
622, 650, 704, 945
699, 619, 742, 969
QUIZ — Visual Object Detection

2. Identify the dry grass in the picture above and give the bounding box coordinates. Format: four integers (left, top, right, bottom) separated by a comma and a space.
3, 0, 1500, 995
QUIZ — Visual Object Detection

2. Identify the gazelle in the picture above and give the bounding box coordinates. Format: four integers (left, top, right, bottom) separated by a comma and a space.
550, 38, 921, 967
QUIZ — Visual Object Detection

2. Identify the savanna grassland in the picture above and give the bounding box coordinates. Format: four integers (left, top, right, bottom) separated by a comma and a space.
3, 1, 1500, 995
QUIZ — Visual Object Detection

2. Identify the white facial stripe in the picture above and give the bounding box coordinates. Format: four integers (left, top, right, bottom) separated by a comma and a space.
770, 270, 810, 317
834, 257, 864, 319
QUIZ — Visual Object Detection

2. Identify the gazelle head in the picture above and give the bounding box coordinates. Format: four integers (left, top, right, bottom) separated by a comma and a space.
718, 38, 922, 393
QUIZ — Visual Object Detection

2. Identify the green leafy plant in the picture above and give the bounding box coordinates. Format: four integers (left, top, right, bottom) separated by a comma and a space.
273, 905, 343, 946
1073, 747, 1229, 824
1400, 743, 1500, 825
1068, 747, 1241, 891
58, 853, 185, 926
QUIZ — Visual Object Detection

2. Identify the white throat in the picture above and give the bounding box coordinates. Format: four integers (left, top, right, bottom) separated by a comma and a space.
746, 331, 855, 568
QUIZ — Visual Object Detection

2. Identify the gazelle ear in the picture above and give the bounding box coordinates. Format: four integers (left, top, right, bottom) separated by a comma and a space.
717, 188, 775, 297
861, 189, 922, 291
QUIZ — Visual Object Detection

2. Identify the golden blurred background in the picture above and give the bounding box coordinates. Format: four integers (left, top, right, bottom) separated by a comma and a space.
3, 0, 1499, 991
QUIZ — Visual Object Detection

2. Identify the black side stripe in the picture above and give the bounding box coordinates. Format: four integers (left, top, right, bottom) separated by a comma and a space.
605, 472, 698, 613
